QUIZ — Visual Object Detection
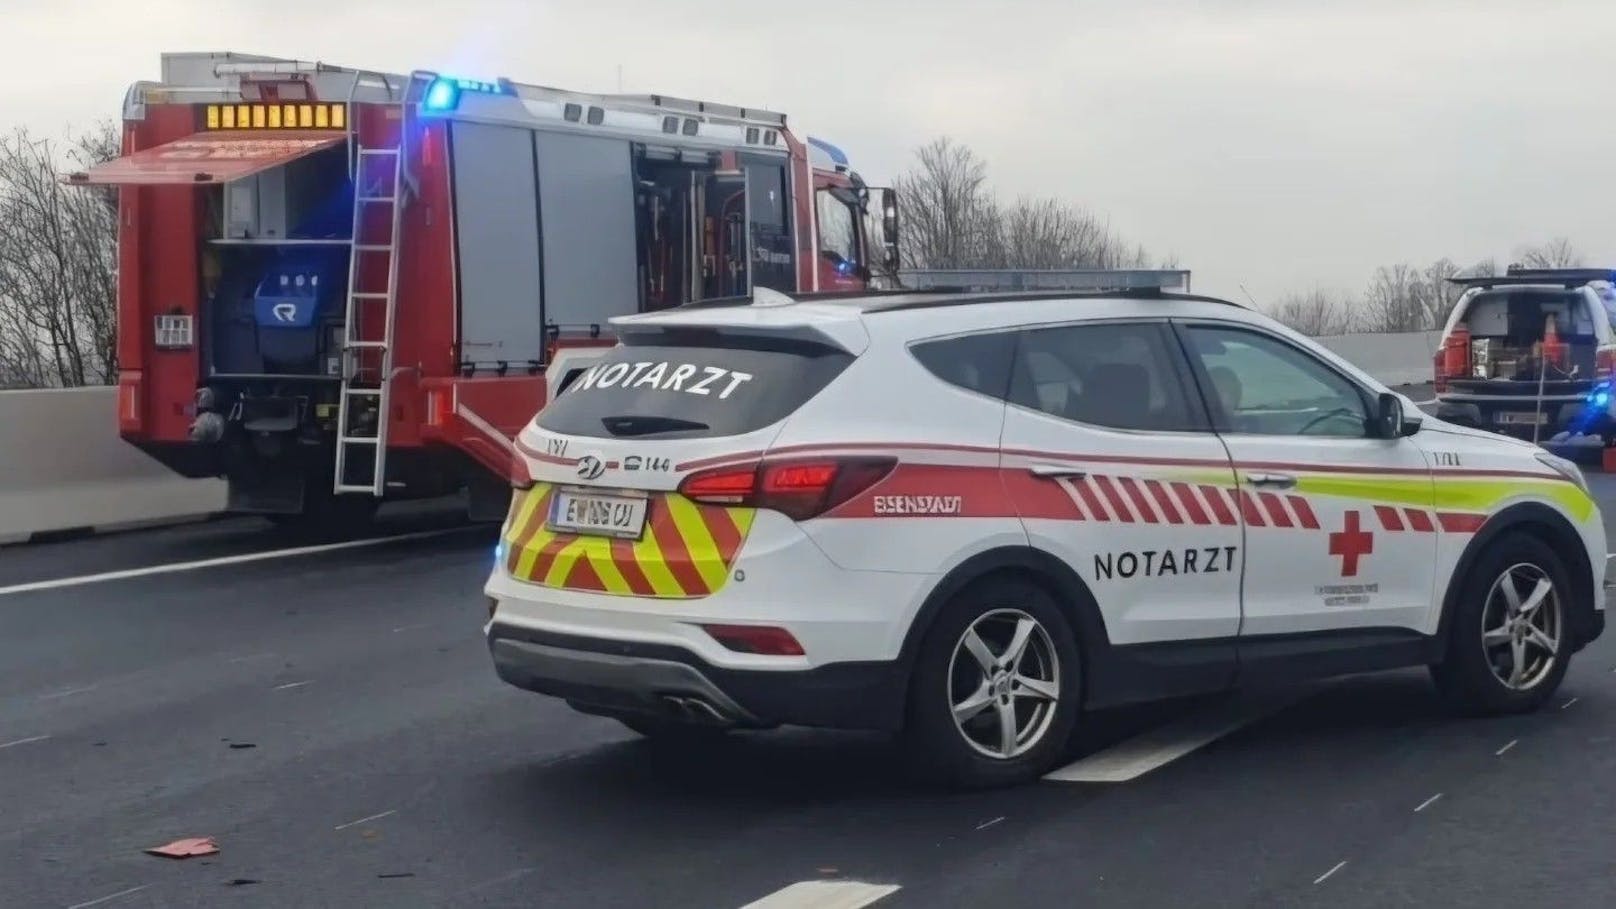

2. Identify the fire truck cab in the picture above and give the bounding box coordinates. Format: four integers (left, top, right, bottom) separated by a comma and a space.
68, 52, 900, 529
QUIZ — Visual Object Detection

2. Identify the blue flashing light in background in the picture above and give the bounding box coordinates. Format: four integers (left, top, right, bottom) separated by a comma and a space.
1592, 388, 1610, 409
424, 78, 459, 111
494, 540, 507, 565
422, 75, 511, 113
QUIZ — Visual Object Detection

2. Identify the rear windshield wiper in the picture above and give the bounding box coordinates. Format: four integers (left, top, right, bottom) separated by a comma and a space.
600, 415, 710, 437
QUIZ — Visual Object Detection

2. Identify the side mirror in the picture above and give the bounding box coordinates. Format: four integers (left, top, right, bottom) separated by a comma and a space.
873, 187, 900, 273
1375, 392, 1420, 438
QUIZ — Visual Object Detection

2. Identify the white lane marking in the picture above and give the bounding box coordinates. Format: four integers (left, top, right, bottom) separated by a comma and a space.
1496, 739, 1518, 756
1561, 697, 1578, 710
334, 809, 397, 831
39, 684, 98, 701
0, 734, 51, 750
975, 816, 1005, 831
68, 885, 151, 909
464, 867, 537, 895
273, 680, 312, 691
0, 528, 469, 598
740, 881, 901, 909
1414, 793, 1443, 813
1313, 861, 1347, 885
1045, 687, 1308, 783
392, 622, 434, 633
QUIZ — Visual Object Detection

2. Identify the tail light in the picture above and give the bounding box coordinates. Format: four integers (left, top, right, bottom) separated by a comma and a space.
1597, 348, 1615, 381
1435, 327, 1471, 394
700, 624, 805, 656
679, 456, 897, 521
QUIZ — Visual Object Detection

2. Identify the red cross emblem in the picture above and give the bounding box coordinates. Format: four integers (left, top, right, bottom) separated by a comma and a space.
1328, 510, 1374, 577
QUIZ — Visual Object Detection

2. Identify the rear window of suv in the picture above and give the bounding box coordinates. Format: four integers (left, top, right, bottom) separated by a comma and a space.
537, 334, 853, 439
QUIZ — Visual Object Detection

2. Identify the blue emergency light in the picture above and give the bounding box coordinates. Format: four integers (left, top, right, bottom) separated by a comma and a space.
422, 75, 511, 113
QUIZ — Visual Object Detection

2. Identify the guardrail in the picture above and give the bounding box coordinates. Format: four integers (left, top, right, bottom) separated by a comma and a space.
0, 330, 1449, 545
1313, 330, 1441, 388
0, 387, 225, 544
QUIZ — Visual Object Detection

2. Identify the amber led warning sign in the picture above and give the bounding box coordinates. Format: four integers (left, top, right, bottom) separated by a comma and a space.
203, 102, 348, 131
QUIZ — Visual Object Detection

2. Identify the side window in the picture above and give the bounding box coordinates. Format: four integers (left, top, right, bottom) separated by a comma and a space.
911, 331, 1016, 400
815, 189, 858, 267
1183, 325, 1369, 437
1008, 322, 1203, 432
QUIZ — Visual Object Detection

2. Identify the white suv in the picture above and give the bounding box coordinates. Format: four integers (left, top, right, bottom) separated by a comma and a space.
484, 288, 1606, 787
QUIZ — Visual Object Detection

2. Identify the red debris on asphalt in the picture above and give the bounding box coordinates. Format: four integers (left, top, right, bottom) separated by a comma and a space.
145, 837, 219, 859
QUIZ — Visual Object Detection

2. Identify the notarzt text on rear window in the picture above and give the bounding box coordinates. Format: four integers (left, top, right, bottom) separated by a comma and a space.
570, 362, 755, 399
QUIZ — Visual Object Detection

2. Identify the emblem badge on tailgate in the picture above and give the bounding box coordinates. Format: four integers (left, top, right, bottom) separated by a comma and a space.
576, 455, 605, 480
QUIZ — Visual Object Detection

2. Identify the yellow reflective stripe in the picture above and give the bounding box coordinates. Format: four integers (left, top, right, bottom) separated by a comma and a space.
543, 536, 590, 587
666, 495, 728, 593
504, 486, 546, 542
633, 524, 685, 597
1296, 475, 1593, 523
1295, 476, 1432, 508
577, 535, 632, 594
727, 508, 758, 551
514, 527, 556, 579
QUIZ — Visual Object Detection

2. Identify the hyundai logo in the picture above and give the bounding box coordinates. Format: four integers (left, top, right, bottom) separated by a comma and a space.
576, 455, 605, 480
272, 302, 298, 323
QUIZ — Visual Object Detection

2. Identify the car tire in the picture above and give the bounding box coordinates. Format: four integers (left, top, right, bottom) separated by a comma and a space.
1430, 532, 1574, 716
902, 575, 1082, 789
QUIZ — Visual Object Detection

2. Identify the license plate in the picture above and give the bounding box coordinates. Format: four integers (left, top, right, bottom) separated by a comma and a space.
1497, 411, 1548, 425
547, 489, 648, 539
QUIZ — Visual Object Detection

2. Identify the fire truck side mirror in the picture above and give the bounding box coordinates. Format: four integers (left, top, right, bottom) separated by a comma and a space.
875, 187, 900, 272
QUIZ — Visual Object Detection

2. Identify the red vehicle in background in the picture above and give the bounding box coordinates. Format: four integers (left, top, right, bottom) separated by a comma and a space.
67, 52, 900, 528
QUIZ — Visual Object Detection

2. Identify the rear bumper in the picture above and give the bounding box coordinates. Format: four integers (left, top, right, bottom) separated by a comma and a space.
487, 624, 907, 731
1435, 396, 1592, 435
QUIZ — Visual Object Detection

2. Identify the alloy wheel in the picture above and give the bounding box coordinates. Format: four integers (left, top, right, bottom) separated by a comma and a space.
947, 608, 1062, 760
1480, 562, 1562, 692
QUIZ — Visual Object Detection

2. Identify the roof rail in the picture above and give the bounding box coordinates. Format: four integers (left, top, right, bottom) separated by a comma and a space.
862, 287, 1241, 314
1447, 269, 1616, 290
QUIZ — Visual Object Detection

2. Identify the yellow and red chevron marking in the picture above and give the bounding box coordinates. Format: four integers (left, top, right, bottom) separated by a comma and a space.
501, 483, 756, 598
1047, 471, 1488, 534
1050, 473, 1321, 529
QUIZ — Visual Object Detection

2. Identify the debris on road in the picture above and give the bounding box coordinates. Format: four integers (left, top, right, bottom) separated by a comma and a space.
225, 879, 260, 887
146, 837, 219, 859
227, 742, 256, 750
377, 872, 415, 879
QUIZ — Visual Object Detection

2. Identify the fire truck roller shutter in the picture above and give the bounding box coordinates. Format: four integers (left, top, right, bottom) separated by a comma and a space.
533, 132, 639, 334
449, 122, 546, 368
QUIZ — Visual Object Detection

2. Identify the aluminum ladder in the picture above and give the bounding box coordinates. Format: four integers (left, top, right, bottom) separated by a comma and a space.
333, 141, 405, 496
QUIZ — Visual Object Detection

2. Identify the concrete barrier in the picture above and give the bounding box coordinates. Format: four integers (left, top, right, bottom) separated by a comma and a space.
1313, 330, 1442, 388
0, 387, 225, 544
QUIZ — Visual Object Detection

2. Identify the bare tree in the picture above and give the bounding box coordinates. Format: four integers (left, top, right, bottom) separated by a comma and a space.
1514, 237, 1583, 270
0, 122, 119, 388
1267, 289, 1358, 336
892, 137, 1000, 269
892, 138, 1156, 273
1360, 263, 1431, 332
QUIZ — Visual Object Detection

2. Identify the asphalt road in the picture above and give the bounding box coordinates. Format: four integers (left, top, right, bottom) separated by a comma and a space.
1, 476, 1612, 909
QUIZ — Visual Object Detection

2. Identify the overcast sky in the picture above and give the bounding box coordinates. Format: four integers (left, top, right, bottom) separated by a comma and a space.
9, 0, 1615, 303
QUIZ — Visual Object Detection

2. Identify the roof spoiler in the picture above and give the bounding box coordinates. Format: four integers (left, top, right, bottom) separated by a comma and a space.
1448, 267, 1616, 289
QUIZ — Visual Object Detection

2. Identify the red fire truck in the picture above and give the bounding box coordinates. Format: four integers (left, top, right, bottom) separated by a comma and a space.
68, 52, 900, 528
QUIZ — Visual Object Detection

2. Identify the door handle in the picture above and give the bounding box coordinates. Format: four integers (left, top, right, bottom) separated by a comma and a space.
1244, 472, 1296, 489
1030, 464, 1088, 480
